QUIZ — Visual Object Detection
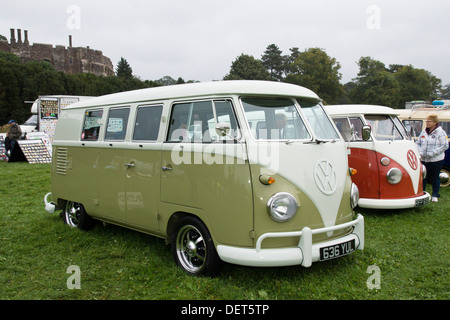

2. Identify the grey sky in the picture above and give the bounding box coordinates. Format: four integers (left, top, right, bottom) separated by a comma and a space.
1, 0, 449, 85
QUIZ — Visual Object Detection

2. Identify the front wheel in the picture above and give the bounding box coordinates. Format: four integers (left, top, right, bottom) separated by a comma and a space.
63, 201, 95, 230
171, 216, 223, 276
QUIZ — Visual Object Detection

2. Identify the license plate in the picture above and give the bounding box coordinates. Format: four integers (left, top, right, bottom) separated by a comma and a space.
320, 239, 355, 261
415, 197, 429, 207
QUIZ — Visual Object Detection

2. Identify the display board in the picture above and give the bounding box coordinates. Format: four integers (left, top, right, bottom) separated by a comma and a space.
8, 139, 51, 163
0, 135, 7, 161
19, 139, 51, 163
26, 131, 52, 155
40, 98, 59, 119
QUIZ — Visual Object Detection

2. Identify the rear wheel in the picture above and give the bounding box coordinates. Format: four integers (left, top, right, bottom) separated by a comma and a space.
171, 216, 222, 276
63, 201, 95, 230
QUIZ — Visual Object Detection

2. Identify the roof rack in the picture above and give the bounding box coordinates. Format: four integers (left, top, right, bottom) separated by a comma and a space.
410, 100, 450, 111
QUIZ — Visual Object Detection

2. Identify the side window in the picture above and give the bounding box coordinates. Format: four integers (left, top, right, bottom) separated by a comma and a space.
81, 109, 103, 141
133, 105, 163, 141
332, 117, 352, 141
349, 117, 366, 141
105, 108, 130, 141
212, 100, 240, 140
439, 121, 450, 135
167, 100, 239, 142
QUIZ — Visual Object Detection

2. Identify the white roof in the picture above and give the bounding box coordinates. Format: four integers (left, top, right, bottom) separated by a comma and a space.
325, 104, 399, 116
64, 80, 320, 109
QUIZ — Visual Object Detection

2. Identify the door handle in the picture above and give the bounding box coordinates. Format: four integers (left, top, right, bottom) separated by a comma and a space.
162, 165, 173, 171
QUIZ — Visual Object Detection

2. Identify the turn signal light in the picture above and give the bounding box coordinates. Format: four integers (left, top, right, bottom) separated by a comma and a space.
259, 174, 275, 185
349, 168, 357, 176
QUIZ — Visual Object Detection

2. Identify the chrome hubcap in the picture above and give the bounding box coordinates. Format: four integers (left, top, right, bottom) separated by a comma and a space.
176, 225, 206, 273
65, 202, 80, 227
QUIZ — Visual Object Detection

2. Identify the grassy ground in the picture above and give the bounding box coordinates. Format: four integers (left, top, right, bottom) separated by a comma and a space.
0, 162, 448, 300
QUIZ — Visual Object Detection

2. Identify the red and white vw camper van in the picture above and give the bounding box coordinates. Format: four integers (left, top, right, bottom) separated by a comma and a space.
326, 105, 430, 209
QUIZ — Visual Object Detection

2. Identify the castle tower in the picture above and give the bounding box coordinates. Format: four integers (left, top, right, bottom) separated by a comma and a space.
10, 28, 16, 45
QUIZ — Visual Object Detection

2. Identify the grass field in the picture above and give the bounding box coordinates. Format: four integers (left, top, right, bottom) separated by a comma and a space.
0, 162, 448, 300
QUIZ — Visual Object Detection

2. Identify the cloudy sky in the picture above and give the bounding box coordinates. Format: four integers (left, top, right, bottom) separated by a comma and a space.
1, 0, 450, 85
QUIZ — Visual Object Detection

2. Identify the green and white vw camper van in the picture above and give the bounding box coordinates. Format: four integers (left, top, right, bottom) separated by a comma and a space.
44, 80, 364, 276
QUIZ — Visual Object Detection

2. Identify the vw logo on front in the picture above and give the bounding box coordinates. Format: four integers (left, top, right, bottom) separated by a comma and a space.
407, 149, 418, 170
314, 158, 337, 195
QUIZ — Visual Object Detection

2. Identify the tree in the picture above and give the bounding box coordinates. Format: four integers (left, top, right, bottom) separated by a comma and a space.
157, 76, 177, 86
391, 64, 441, 103
224, 54, 270, 81
261, 44, 284, 81
284, 48, 344, 104
116, 57, 133, 79
348, 58, 441, 108
283, 47, 301, 78
440, 83, 450, 99
348, 57, 400, 107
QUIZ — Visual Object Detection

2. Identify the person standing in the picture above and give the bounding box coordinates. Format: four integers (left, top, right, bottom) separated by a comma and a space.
417, 114, 449, 202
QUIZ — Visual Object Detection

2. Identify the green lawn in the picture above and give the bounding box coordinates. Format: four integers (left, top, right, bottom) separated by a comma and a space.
0, 162, 448, 300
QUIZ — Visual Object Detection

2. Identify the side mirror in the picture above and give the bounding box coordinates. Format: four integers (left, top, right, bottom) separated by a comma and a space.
215, 122, 230, 137
362, 125, 371, 141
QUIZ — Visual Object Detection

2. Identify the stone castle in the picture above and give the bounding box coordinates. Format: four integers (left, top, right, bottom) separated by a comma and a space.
0, 28, 114, 77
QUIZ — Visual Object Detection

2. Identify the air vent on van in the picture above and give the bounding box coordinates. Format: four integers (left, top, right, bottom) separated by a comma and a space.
56, 147, 68, 175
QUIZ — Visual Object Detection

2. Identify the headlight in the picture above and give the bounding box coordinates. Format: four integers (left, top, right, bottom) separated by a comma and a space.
387, 168, 402, 184
422, 164, 427, 180
350, 183, 359, 209
267, 192, 299, 222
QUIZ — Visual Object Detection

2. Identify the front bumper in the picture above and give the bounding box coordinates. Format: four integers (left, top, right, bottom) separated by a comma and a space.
44, 192, 56, 214
217, 214, 364, 267
358, 192, 430, 209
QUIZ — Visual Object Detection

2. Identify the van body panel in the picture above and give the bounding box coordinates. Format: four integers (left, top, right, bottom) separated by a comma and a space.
346, 146, 380, 199
373, 141, 422, 195
160, 142, 253, 247
51, 145, 100, 213
250, 153, 355, 249
96, 144, 162, 232
248, 141, 351, 235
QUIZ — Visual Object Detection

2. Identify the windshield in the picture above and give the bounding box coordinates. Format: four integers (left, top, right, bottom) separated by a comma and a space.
297, 99, 340, 140
241, 97, 310, 140
23, 115, 38, 126
365, 115, 403, 141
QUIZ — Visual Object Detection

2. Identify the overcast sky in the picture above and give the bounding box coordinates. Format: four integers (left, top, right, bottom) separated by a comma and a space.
1, 0, 450, 86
